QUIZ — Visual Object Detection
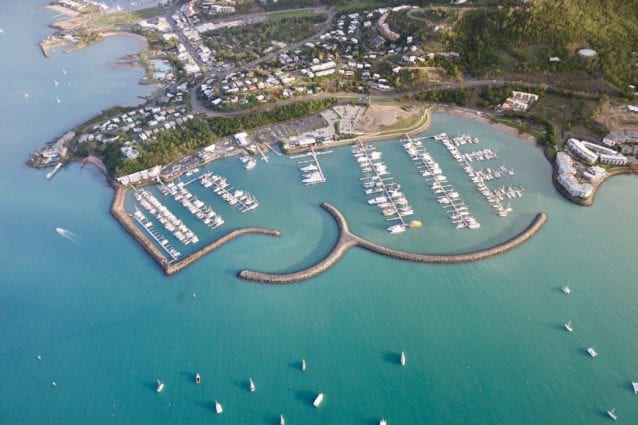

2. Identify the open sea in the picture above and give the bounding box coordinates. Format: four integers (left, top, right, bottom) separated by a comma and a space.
1, 1, 638, 424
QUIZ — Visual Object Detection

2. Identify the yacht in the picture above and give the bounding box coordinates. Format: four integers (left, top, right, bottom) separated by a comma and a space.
156, 380, 164, 393
195, 373, 201, 384
301, 358, 306, 371
244, 159, 257, 170
388, 224, 406, 234
215, 400, 223, 414
561, 285, 571, 295
313, 392, 324, 408
400, 351, 406, 366
564, 321, 573, 333
587, 347, 598, 358
249, 378, 255, 392
632, 381, 638, 394
280, 414, 285, 425
607, 408, 617, 421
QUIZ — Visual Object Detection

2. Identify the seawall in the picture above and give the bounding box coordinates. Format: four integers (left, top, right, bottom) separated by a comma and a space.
239, 203, 547, 283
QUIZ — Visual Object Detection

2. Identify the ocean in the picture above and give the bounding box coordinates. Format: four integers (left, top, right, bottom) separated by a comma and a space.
1, 1, 638, 424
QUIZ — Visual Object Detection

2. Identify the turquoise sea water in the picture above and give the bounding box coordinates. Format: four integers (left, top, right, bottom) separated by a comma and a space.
2, 2, 638, 424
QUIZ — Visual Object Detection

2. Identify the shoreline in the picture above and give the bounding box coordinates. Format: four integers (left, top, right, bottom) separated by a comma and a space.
45, 4, 80, 18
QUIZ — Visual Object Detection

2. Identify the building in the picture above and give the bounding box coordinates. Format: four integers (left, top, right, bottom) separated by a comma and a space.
566, 138, 598, 164
557, 174, 593, 198
603, 130, 638, 147
567, 138, 628, 166
500, 91, 539, 112
556, 152, 576, 175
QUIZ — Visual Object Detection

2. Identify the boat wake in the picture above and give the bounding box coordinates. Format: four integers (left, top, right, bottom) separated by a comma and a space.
55, 227, 85, 246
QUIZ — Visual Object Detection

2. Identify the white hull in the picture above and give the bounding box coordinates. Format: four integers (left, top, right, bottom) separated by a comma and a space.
313, 393, 324, 408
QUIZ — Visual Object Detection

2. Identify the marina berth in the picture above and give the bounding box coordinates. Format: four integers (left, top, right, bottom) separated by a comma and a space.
402, 134, 479, 229
135, 188, 199, 245
158, 179, 224, 230
199, 173, 259, 212
353, 142, 416, 233
293, 147, 329, 185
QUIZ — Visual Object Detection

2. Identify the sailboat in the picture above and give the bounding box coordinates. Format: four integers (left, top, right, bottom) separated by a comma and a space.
564, 320, 573, 333
56, 96, 61, 104
249, 377, 255, 392
400, 351, 406, 366
607, 407, 617, 421
301, 358, 306, 371
195, 373, 201, 384
215, 400, 223, 414
156, 379, 164, 393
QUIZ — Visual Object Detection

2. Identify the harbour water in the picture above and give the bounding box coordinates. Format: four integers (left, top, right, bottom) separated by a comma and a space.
1, 2, 638, 423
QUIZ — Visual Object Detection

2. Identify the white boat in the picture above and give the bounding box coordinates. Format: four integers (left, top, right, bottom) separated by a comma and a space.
156, 379, 164, 393
632, 381, 638, 394
388, 224, 406, 234
313, 392, 324, 408
564, 321, 573, 333
280, 414, 285, 425
244, 159, 257, 170
215, 400, 223, 414
400, 351, 406, 366
249, 377, 255, 392
607, 408, 617, 421
562, 285, 571, 294
195, 373, 201, 384
587, 347, 598, 358
380, 418, 387, 425
301, 358, 306, 371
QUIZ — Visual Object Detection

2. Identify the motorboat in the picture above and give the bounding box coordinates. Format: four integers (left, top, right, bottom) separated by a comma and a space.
607, 408, 617, 421
562, 285, 571, 295
587, 347, 598, 358
301, 358, 306, 371
156, 380, 164, 393
388, 224, 406, 234
313, 392, 324, 408
400, 351, 406, 366
280, 414, 285, 425
249, 378, 255, 392
215, 400, 223, 414
195, 373, 201, 384
632, 381, 638, 394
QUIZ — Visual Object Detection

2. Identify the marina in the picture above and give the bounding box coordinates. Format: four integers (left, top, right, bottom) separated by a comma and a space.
402, 135, 479, 230
131, 207, 181, 261
292, 147, 330, 186
431, 133, 523, 218
199, 172, 259, 213
134, 188, 199, 245
353, 142, 416, 233
157, 180, 224, 229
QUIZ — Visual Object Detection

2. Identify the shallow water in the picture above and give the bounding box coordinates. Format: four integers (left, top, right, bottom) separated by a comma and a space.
1, 2, 638, 424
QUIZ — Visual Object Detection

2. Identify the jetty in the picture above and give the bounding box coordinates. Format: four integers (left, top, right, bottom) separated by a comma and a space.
111, 186, 280, 275
238, 203, 547, 283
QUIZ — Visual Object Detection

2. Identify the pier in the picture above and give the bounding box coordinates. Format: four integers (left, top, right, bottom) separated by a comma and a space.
292, 147, 330, 185
111, 186, 280, 275
238, 202, 548, 283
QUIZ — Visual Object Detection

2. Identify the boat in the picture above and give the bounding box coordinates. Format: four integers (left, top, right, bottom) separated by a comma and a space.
280, 414, 285, 425
301, 358, 306, 371
400, 351, 406, 366
587, 347, 598, 358
156, 379, 164, 393
607, 408, 617, 421
313, 392, 324, 408
380, 418, 387, 425
195, 373, 201, 384
388, 224, 406, 234
244, 159, 257, 170
632, 381, 638, 394
562, 284, 571, 294
564, 321, 573, 333
215, 400, 223, 414
249, 377, 255, 392
409, 220, 422, 229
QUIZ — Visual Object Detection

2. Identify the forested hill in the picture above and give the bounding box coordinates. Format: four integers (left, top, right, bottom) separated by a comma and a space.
448, 0, 638, 93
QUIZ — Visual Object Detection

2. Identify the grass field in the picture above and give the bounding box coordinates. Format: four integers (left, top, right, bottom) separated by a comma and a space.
94, 6, 162, 26
267, 9, 322, 22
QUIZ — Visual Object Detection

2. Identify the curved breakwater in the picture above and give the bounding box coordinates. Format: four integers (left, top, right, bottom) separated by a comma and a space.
239, 203, 548, 283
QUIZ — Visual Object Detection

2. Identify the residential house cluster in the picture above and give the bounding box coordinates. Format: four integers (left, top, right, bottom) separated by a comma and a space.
500, 91, 539, 112
29, 131, 73, 166
566, 138, 628, 166
555, 152, 593, 199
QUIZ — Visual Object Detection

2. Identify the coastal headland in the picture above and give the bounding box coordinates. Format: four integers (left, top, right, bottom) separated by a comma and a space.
238, 203, 548, 284
110, 185, 281, 275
